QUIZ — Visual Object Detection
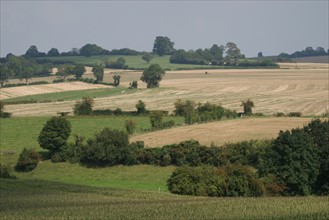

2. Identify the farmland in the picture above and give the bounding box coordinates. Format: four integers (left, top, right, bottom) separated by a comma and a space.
1, 62, 328, 219
2, 64, 328, 117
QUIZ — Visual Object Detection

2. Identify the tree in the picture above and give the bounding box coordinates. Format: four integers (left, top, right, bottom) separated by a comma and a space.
72, 64, 86, 79
25, 45, 40, 58
210, 44, 224, 64
174, 99, 197, 124
135, 100, 146, 114
79, 44, 104, 57
258, 52, 263, 58
92, 65, 104, 82
241, 99, 254, 115
0, 63, 13, 87
153, 36, 175, 56
129, 80, 138, 89
38, 117, 72, 155
225, 42, 242, 65
140, 64, 166, 88
56, 65, 73, 81
47, 48, 60, 57
74, 97, 94, 115
304, 119, 329, 195
142, 53, 154, 63
259, 128, 320, 195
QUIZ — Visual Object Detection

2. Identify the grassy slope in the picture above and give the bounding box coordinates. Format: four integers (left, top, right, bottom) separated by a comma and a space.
0, 116, 184, 154
1, 178, 328, 219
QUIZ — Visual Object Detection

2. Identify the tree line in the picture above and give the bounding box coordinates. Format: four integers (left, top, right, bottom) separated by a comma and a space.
279, 46, 329, 59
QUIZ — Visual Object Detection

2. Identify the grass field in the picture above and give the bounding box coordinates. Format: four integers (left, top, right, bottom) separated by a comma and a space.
1, 178, 328, 219
41, 55, 221, 70
0, 116, 184, 154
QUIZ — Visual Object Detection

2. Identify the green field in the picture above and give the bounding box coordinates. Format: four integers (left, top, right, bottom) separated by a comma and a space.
41, 55, 229, 70
1, 178, 328, 219
0, 116, 184, 154
3, 87, 132, 103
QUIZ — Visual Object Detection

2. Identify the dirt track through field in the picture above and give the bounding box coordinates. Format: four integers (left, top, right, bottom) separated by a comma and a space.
2, 64, 329, 117
130, 117, 314, 147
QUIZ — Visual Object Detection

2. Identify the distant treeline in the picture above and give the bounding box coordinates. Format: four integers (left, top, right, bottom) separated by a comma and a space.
279, 46, 329, 59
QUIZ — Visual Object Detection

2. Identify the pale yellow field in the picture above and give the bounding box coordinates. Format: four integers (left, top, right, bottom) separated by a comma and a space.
2, 63, 329, 117
0, 82, 110, 99
131, 117, 314, 147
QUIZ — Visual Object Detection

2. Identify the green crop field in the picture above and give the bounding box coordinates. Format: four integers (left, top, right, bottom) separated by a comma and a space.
1, 178, 328, 219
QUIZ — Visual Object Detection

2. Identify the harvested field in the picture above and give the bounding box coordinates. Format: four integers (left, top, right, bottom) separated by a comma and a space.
130, 117, 314, 147
3, 63, 329, 117
0, 82, 110, 99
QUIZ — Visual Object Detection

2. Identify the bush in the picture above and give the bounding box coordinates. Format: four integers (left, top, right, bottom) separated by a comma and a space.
52, 78, 65, 83
287, 112, 302, 117
125, 119, 136, 135
74, 97, 94, 115
241, 99, 254, 115
82, 128, 136, 166
129, 80, 138, 89
167, 165, 226, 196
0, 164, 16, 179
0, 101, 11, 118
15, 148, 41, 172
135, 100, 146, 114
150, 111, 163, 130
113, 108, 123, 115
168, 164, 265, 197
38, 116, 72, 154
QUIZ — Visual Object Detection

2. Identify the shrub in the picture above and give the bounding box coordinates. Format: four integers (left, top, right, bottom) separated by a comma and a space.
129, 80, 138, 89
38, 116, 71, 155
0, 164, 16, 179
274, 112, 285, 117
82, 128, 134, 166
241, 99, 254, 115
125, 119, 136, 135
51, 135, 86, 163
74, 97, 94, 115
287, 112, 302, 117
167, 165, 226, 196
150, 111, 163, 130
162, 120, 175, 129
0, 101, 11, 118
52, 78, 65, 83
135, 100, 146, 114
15, 148, 41, 172
113, 108, 123, 115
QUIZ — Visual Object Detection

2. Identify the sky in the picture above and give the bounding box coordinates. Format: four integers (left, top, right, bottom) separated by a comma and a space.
1, 0, 328, 57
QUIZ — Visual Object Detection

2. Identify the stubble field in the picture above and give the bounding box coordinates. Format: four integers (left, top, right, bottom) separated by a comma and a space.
2, 64, 328, 117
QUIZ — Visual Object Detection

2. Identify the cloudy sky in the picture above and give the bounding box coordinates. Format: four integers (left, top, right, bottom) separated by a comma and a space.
1, 0, 328, 57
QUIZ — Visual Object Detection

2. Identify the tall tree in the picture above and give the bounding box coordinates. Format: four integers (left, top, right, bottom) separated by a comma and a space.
210, 44, 224, 64
152, 36, 175, 56
225, 42, 242, 65
140, 64, 166, 88
79, 44, 104, 57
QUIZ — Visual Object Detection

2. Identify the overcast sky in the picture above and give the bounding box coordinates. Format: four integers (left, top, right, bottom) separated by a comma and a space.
1, 0, 328, 57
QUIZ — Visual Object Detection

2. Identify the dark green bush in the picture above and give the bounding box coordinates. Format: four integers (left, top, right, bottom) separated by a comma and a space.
15, 148, 41, 172
287, 112, 302, 117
